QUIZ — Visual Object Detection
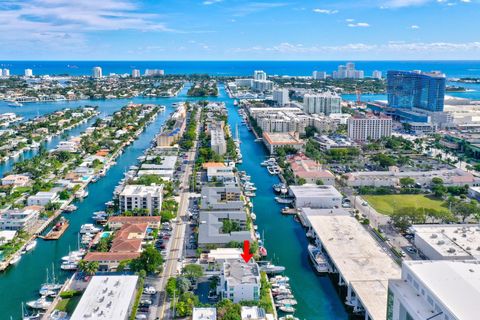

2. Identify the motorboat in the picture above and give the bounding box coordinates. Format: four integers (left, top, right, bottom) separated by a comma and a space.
261, 158, 276, 167
22, 302, 42, 320
26, 297, 51, 310
80, 224, 101, 234
267, 166, 277, 175
63, 205, 77, 212
60, 262, 78, 271
250, 213, 257, 220
8, 101, 23, 107
9, 254, 21, 265
279, 306, 295, 313
274, 294, 295, 300
279, 316, 299, 320
275, 197, 294, 204
307, 244, 331, 273
39, 288, 57, 297
245, 191, 256, 198
259, 263, 286, 275
277, 299, 297, 306
259, 246, 268, 257
25, 240, 37, 252
280, 185, 288, 194
273, 183, 283, 193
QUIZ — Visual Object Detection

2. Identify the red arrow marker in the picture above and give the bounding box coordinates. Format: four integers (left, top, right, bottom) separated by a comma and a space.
241, 240, 253, 263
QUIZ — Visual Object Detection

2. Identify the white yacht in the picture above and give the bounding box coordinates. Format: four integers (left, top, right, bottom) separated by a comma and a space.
26, 297, 51, 310
307, 244, 330, 273
25, 240, 37, 252
79, 224, 101, 234
9, 254, 21, 265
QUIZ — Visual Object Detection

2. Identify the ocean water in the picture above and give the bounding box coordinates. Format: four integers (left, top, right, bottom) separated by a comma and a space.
1, 60, 480, 78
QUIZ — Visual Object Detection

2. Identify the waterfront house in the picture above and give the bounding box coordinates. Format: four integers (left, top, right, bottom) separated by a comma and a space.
107, 216, 161, 230
1, 174, 31, 187
0, 207, 40, 231
27, 191, 59, 206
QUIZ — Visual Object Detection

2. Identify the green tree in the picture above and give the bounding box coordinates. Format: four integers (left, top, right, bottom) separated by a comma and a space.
217, 299, 241, 320
78, 260, 99, 276
130, 245, 163, 274
182, 264, 204, 281
399, 177, 415, 187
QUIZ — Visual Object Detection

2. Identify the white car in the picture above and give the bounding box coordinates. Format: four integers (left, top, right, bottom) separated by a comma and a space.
136, 314, 147, 320
143, 286, 157, 295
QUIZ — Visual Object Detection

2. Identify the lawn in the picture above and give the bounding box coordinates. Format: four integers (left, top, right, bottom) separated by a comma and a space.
362, 194, 448, 215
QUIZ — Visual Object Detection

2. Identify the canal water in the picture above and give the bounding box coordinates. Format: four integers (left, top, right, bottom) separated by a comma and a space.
0, 84, 348, 319
0, 97, 181, 319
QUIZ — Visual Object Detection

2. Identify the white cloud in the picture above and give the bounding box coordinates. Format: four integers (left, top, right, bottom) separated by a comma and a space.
348, 22, 370, 27
384, 0, 431, 7
411, 25, 420, 29
230, 2, 289, 16
231, 41, 480, 55
313, 8, 339, 14
203, 0, 223, 5
345, 18, 355, 22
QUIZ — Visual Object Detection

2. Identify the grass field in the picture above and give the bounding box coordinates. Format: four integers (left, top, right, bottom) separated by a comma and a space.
362, 194, 448, 215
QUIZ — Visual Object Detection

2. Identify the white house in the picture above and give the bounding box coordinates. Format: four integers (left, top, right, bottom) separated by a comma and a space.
219, 259, 261, 303
27, 191, 58, 206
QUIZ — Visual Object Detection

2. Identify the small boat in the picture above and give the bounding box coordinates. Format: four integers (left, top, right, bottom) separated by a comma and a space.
306, 230, 315, 238
259, 246, 268, 257
275, 197, 294, 204
259, 263, 286, 274
63, 205, 77, 212
250, 213, 257, 220
22, 302, 42, 320
8, 101, 23, 107
275, 294, 295, 300
245, 191, 256, 198
80, 223, 101, 234
308, 244, 331, 273
279, 306, 295, 313
267, 166, 277, 175
26, 297, 51, 310
273, 183, 282, 193
39, 289, 57, 297
280, 185, 288, 194
60, 262, 78, 271
277, 299, 297, 306
279, 316, 299, 320
25, 240, 37, 252
9, 254, 21, 265
261, 158, 276, 167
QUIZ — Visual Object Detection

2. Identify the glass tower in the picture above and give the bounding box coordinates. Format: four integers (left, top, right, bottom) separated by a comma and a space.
387, 70, 445, 112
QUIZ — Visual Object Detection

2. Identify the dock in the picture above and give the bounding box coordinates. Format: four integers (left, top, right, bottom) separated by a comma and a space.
39, 218, 70, 240
301, 208, 401, 320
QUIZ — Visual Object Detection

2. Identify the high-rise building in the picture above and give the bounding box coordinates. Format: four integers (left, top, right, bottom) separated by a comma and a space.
312, 71, 327, 80
272, 88, 289, 106
372, 70, 382, 79
24, 69, 33, 77
333, 63, 364, 79
347, 112, 392, 141
131, 69, 141, 78
387, 70, 446, 112
253, 70, 267, 81
92, 66, 102, 78
303, 93, 341, 115
3, 69, 10, 77
0, 69, 2, 77
388, 260, 480, 320
145, 69, 164, 76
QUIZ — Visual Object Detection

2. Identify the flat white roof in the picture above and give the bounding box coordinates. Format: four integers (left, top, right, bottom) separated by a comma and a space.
412, 224, 480, 260
71, 275, 138, 320
192, 307, 217, 320
404, 260, 480, 320
289, 184, 342, 198
305, 209, 400, 320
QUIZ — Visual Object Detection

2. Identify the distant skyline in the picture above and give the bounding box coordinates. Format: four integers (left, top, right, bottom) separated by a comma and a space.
1, 0, 479, 60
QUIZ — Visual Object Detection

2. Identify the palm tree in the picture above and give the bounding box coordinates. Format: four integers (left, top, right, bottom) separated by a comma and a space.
78, 260, 99, 276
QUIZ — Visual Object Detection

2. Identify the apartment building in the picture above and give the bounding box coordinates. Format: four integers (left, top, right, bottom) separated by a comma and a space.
119, 184, 163, 215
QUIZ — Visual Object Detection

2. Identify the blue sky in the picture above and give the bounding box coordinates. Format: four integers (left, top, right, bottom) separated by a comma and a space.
0, 0, 479, 60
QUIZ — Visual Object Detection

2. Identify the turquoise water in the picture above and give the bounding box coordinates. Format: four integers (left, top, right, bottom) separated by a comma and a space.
0, 85, 348, 320
0, 96, 176, 319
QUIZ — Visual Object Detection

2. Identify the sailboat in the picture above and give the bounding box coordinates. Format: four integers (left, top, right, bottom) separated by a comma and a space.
40, 266, 62, 293
22, 302, 42, 320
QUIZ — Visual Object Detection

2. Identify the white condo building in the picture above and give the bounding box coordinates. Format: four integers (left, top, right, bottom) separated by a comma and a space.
211, 128, 227, 155
333, 62, 364, 79
24, 69, 33, 77
219, 259, 261, 303
92, 66, 102, 78
347, 113, 392, 141
272, 88, 289, 106
2, 68, 10, 77
387, 260, 480, 320
372, 70, 383, 79
132, 69, 140, 78
119, 184, 163, 215
303, 93, 342, 115
312, 71, 327, 80
253, 70, 267, 81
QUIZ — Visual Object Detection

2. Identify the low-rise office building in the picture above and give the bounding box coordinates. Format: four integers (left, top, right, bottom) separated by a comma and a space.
411, 224, 480, 261
71, 275, 138, 320
289, 184, 342, 208
119, 184, 163, 215
387, 260, 480, 320
262, 132, 304, 155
